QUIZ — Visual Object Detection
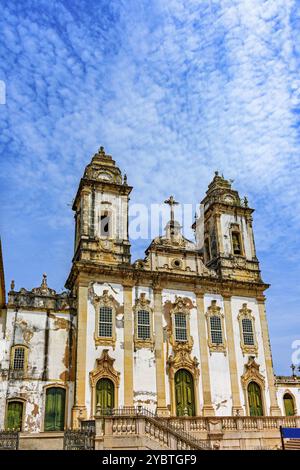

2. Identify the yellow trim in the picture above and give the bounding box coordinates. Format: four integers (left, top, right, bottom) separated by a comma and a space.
123, 285, 134, 406
195, 292, 215, 416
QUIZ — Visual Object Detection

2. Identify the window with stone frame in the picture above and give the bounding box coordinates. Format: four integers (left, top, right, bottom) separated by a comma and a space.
210, 316, 223, 345
98, 306, 113, 337
137, 309, 151, 340
242, 318, 255, 346
93, 289, 117, 347
205, 300, 227, 354
133, 293, 154, 350
238, 304, 258, 355
11, 345, 27, 371
174, 313, 188, 342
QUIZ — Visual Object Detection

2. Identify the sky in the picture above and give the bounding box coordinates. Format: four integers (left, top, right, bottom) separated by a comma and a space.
0, 0, 299, 375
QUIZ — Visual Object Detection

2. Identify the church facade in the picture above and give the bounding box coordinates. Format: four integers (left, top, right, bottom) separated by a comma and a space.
0, 147, 299, 448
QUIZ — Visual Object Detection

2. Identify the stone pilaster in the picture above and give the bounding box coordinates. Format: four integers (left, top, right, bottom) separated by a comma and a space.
80, 188, 91, 238
72, 284, 88, 427
153, 288, 169, 416
123, 285, 134, 406
257, 296, 281, 416
214, 213, 224, 254
195, 291, 215, 416
223, 295, 244, 416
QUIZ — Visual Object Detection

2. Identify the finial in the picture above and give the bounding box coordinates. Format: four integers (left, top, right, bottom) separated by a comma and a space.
123, 174, 127, 185
41, 273, 47, 288
164, 196, 179, 224
215, 171, 219, 177
291, 363, 296, 377
244, 196, 248, 207
98, 146, 105, 155
10, 280, 15, 291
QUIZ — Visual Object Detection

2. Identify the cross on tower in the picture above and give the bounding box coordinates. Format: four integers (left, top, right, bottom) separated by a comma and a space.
164, 195, 179, 224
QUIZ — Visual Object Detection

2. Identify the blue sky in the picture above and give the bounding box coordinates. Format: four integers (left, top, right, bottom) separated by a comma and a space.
0, 0, 299, 375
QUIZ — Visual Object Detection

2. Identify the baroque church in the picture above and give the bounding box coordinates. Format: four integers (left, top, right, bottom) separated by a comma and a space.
0, 146, 299, 450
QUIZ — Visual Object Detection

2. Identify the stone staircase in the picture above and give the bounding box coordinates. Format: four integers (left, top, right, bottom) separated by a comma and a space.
93, 407, 211, 450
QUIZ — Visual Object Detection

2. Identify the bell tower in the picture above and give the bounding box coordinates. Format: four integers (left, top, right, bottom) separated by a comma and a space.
72, 146, 132, 267
195, 172, 261, 282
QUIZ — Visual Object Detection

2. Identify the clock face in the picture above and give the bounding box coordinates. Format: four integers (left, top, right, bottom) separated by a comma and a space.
224, 194, 234, 204
98, 172, 112, 181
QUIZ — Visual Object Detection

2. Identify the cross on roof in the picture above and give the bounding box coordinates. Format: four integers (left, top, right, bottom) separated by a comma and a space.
164, 195, 179, 223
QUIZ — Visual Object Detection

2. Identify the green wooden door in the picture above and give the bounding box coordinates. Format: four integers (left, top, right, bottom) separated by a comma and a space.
96, 378, 114, 412
44, 387, 66, 431
283, 394, 295, 416
175, 369, 195, 417
6, 401, 23, 431
248, 382, 263, 416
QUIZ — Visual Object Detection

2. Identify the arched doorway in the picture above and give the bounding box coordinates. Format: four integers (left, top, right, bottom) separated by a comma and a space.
6, 401, 23, 431
44, 387, 66, 431
283, 393, 295, 416
175, 369, 195, 416
248, 381, 263, 416
96, 378, 115, 413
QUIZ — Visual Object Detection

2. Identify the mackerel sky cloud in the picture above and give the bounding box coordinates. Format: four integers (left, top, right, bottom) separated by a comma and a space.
0, 0, 299, 374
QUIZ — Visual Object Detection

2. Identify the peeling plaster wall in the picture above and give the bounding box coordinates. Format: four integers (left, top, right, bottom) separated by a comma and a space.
86, 282, 124, 416
204, 294, 233, 416
231, 296, 270, 414
132, 286, 156, 413
162, 289, 202, 410
0, 307, 75, 431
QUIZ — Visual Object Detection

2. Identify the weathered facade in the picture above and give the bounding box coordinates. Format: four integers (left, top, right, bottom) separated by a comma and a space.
0, 147, 299, 449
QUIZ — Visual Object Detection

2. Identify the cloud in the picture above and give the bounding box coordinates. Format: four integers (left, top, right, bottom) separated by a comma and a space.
0, 0, 299, 373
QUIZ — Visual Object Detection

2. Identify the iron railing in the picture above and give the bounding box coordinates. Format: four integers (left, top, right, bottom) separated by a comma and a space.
63, 429, 95, 450
0, 431, 19, 450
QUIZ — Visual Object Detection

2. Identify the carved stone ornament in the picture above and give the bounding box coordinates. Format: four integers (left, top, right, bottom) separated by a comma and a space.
167, 346, 199, 380
89, 349, 120, 412
241, 356, 265, 390
89, 349, 120, 388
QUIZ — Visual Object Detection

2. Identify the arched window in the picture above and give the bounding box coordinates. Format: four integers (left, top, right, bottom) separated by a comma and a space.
232, 231, 242, 255
44, 387, 66, 431
6, 400, 24, 431
248, 381, 263, 416
283, 393, 295, 416
96, 378, 114, 413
